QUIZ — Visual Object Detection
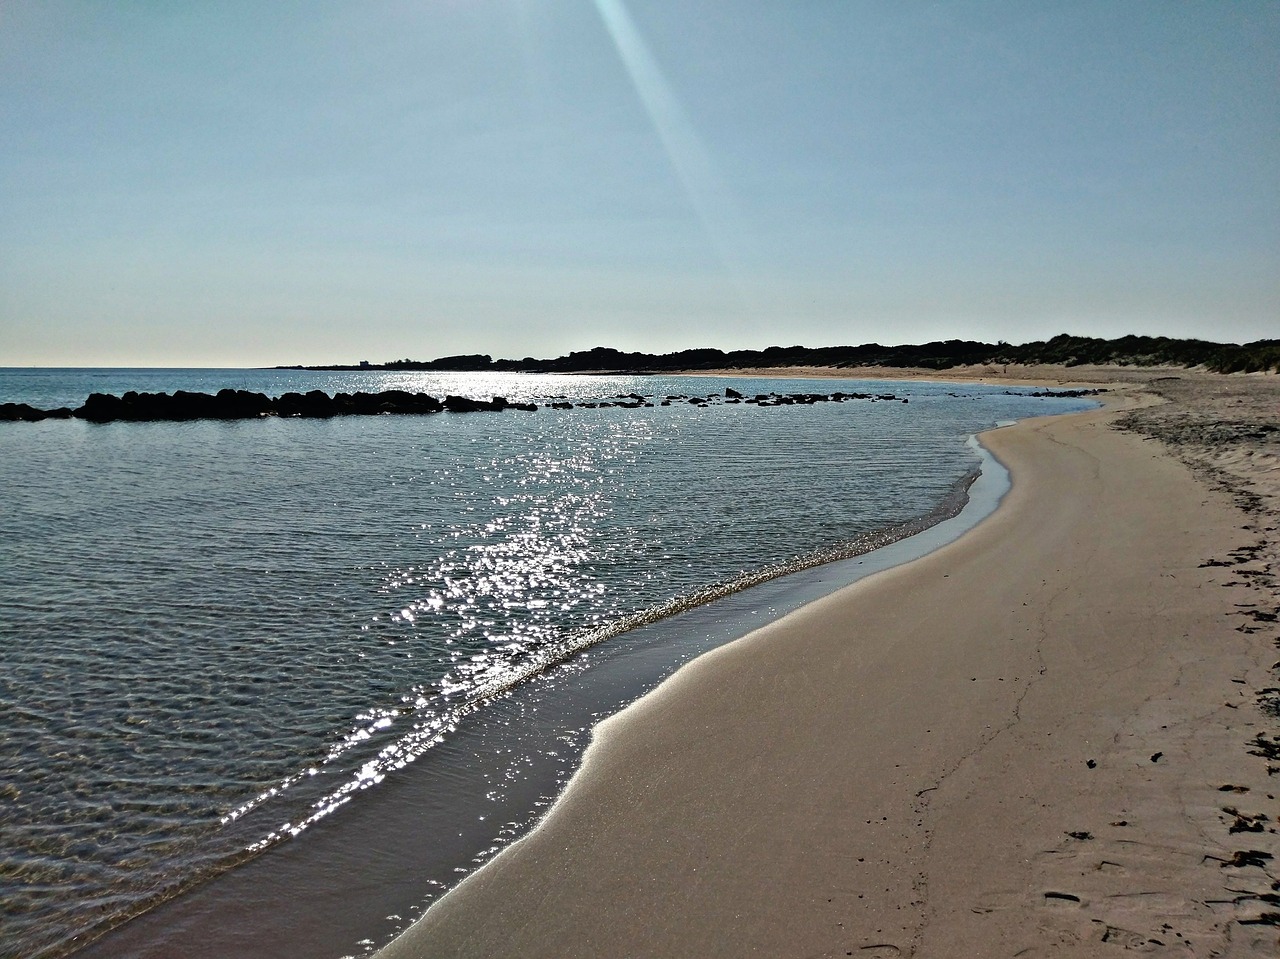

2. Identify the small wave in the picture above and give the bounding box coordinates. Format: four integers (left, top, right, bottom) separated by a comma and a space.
222, 465, 979, 860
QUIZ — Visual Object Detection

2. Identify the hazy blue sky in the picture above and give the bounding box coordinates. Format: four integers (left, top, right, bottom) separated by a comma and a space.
2, 1, 1276, 367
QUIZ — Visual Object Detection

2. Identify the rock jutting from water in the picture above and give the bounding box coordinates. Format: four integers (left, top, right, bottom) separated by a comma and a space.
0, 387, 934, 424
0, 389, 536, 423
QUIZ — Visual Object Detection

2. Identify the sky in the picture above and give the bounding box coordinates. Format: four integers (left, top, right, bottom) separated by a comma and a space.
1, 1, 1276, 367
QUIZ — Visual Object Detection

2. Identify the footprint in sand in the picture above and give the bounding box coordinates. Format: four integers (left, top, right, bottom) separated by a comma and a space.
1043, 891, 1084, 906
1097, 923, 1167, 950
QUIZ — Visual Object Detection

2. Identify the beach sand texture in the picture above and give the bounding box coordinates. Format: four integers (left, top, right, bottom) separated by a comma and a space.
378, 374, 1279, 958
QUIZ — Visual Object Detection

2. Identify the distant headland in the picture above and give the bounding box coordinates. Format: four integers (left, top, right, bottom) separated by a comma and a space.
278, 333, 1280, 376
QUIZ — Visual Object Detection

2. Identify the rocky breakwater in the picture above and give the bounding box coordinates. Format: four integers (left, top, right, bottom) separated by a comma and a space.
0, 386, 909, 424
550, 387, 907, 410
0, 389, 538, 424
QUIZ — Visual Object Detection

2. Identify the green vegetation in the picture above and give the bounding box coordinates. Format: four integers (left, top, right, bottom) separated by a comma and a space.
290, 334, 1280, 375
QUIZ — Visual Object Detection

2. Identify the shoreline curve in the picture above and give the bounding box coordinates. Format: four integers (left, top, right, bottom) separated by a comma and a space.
376, 386, 1279, 957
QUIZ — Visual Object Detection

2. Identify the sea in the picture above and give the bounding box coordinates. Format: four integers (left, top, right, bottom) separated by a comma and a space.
0, 368, 1097, 959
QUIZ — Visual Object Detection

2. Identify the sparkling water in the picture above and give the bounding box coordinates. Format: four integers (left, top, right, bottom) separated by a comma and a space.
0, 369, 1094, 958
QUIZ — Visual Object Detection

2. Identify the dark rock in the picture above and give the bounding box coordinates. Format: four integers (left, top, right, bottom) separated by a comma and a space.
381, 390, 442, 414
75, 393, 125, 422
29, 379, 938, 425
166, 390, 219, 420
274, 392, 308, 417
215, 389, 272, 418
443, 394, 507, 413
58, 388, 450, 423
0, 402, 62, 421
124, 391, 191, 420
1022, 388, 1108, 399
299, 389, 334, 417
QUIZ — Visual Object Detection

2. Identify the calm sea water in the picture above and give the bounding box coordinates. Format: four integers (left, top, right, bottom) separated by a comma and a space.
0, 369, 1094, 959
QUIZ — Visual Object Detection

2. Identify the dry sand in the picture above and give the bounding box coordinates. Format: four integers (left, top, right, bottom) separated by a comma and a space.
378, 369, 1279, 958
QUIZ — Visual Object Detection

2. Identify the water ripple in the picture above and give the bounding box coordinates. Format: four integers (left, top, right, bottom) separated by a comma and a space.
0, 374, 1094, 959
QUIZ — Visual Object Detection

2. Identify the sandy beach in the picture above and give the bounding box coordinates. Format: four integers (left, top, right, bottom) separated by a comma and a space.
377, 369, 1279, 958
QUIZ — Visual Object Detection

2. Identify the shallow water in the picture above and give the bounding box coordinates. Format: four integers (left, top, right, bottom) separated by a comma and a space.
0, 370, 1094, 959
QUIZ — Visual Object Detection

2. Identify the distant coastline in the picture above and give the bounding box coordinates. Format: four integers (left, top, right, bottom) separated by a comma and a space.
278, 333, 1280, 376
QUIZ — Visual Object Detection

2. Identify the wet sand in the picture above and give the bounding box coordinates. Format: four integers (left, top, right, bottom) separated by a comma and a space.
379, 371, 1279, 957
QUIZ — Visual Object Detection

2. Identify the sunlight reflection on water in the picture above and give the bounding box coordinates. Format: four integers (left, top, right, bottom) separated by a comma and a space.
0, 371, 1097, 959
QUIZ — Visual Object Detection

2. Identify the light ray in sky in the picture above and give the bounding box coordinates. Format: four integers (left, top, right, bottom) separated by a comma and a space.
2, 3, 1274, 364
590, 0, 748, 287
